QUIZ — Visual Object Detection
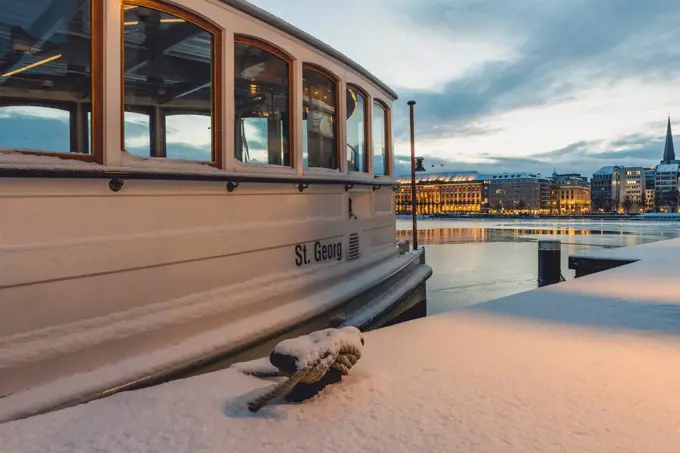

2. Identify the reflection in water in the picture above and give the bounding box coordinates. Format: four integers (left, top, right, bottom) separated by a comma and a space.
397, 227, 635, 246
398, 219, 680, 316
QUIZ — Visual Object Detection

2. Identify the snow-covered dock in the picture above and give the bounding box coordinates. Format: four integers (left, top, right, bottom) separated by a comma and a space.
3, 239, 680, 452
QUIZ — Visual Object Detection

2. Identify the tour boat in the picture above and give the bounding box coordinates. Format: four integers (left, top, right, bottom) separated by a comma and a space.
0, 0, 432, 421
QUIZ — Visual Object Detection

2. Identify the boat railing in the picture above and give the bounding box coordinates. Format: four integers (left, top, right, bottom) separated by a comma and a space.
0, 167, 397, 193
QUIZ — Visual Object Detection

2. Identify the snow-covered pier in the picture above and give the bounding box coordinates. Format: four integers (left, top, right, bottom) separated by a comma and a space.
3, 239, 680, 452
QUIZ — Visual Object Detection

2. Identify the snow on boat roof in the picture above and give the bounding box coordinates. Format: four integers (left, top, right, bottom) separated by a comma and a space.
220, 0, 398, 100
4, 239, 680, 452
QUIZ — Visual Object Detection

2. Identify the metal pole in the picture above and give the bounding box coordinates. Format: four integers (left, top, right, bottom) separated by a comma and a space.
408, 100, 418, 250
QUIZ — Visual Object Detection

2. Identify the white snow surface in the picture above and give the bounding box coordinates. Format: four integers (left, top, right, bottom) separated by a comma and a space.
3, 239, 680, 452
0, 150, 101, 169
119, 151, 225, 173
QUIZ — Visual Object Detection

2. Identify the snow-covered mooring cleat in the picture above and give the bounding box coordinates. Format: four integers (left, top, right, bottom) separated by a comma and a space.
241, 326, 365, 412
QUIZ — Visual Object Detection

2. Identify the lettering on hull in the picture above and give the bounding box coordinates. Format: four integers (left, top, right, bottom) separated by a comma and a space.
294, 238, 343, 267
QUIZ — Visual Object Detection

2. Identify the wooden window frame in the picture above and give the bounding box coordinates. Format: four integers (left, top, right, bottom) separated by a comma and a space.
301, 63, 341, 171
373, 99, 392, 177
120, 0, 223, 168
346, 83, 369, 174
2, 0, 104, 163
234, 35, 295, 168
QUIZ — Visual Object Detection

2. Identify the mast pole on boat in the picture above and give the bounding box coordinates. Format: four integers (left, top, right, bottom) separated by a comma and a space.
408, 100, 418, 250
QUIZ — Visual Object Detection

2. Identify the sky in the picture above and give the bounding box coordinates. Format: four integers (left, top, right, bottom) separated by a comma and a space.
3, 0, 680, 179
249, 0, 680, 177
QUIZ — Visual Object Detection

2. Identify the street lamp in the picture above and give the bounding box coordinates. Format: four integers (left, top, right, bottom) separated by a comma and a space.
407, 100, 425, 250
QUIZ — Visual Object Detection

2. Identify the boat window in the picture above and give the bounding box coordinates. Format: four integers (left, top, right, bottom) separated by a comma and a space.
0, 0, 96, 156
346, 86, 367, 172
373, 101, 389, 176
302, 66, 338, 169
234, 40, 291, 166
122, 2, 218, 163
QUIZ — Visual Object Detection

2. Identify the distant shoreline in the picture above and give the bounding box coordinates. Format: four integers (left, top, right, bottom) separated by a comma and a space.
396, 213, 680, 221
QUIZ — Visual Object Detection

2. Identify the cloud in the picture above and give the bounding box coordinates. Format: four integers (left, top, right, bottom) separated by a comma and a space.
247, 0, 518, 91
385, 0, 680, 175
124, 111, 150, 127
393, 79, 679, 175
0, 114, 70, 152
395, 0, 680, 131
394, 134, 665, 178
123, 113, 213, 160
240, 118, 268, 162
165, 114, 211, 149
0, 106, 69, 122
166, 144, 211, 161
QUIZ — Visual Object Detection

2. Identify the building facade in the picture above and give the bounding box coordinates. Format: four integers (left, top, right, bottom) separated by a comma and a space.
553, 176, 591, 214
621, 167, 644, 214
395, 172, 490, 215
590, 118, 680, 214
655, 163, 679, 213
487, 172, 552, 214
654, 117, 679, 213
396, 171, 591, 216
643, 167, 656, 212
590, 166, 623, 212
645, 188, 656, 211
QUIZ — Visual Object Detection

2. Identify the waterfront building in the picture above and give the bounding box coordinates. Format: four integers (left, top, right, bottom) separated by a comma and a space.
487, 172, 552, 214
645, 187, 656, 212
655, 117, 680, 212
590, 166, 623, 212
654, 164, 679, 213
395, 172, 489, 215
592, 118, 678, 214
396, 170, 590, 215
620, 167, 644, 214
552, 175, 591, 214
643, 167, 656, 212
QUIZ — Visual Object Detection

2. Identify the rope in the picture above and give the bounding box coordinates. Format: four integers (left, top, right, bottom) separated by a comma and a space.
244, 343, 362, 412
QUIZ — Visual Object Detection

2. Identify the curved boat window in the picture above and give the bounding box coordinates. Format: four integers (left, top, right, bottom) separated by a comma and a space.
373, 101, 389, 176
0, 0, 97, 156
235, 40, 291, 166
346, 86, 367, 173
302, 66, 338, 169
122, 2, 218, 164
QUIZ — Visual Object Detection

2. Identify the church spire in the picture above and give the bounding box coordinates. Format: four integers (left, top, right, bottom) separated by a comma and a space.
663, 115, 676, 164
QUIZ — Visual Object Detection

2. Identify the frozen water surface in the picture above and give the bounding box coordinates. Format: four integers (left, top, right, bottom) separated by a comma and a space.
396, 218, 680, 314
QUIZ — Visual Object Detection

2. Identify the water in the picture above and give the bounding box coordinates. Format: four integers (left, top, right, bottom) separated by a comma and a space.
396, 218, 680, 315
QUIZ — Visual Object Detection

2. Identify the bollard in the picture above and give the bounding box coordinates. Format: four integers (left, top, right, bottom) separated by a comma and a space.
397, 239, 410, 255
538, 240, 562, 287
